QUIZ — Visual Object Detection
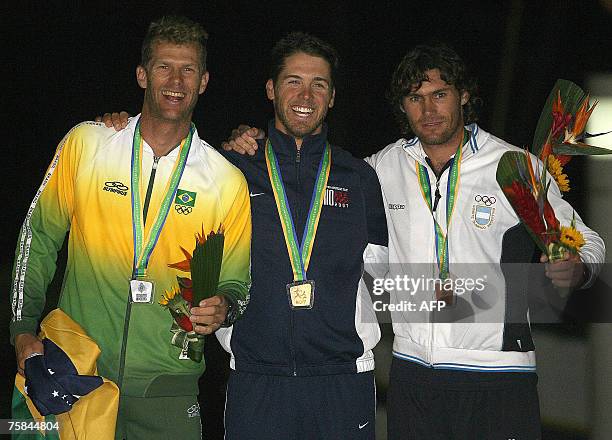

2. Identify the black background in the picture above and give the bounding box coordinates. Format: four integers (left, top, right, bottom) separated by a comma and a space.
3, 1, 612, 437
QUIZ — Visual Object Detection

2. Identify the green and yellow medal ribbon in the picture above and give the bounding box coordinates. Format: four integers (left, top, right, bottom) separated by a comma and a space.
265, 139, 331, 281
416, 130, 468, 280
131, 120, 194, 278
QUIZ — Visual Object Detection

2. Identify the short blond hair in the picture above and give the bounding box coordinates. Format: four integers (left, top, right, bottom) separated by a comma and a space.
141, 15, 209, 71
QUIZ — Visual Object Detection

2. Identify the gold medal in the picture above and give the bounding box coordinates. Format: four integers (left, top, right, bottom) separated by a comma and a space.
287, 280, 315, 309
266, 141, 329, 313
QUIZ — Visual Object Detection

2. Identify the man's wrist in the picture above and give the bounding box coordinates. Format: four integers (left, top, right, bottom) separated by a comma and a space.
13, 331, 38, 347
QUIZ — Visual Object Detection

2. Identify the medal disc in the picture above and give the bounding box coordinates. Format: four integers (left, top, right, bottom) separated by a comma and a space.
287, 280, 315, 309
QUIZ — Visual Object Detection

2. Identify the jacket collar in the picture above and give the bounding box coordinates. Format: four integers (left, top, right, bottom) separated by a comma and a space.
266, 119, 328, 158
127, 113, 201, 160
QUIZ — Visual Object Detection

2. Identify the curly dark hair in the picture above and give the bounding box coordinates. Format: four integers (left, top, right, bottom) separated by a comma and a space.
388, 43, 481, 136
269, 32, 339, 88
141, 15, 209, 72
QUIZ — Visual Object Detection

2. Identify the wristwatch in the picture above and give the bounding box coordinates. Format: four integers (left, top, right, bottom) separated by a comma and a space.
222, 296, 239, 327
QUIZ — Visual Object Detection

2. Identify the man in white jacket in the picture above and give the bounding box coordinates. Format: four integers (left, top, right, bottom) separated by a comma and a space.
365, 43, 604, 440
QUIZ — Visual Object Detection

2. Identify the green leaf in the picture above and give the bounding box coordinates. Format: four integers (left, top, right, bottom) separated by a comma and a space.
531, 79, 587, 157
191, 232, 225, 305
188, 337, 205, 363
496, 151, 547, 253
553, 143, 612, 156
496, 150, 528, 188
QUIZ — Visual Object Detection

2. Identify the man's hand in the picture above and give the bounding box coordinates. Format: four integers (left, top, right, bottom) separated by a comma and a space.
189, 294, 229, 335
221, 125, 265, 155
15, 333, 44, 377
541, 252, 586, 289
94, 111, 130, 131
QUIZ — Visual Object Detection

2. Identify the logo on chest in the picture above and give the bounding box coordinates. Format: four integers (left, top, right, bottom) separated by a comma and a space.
174, 189, 197, 215
323, 186, 350, 208
103, 181, 129, 196
471, 194, 496, 229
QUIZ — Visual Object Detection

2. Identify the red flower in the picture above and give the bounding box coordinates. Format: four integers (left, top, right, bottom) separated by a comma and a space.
551, 91, 573, 139
539, 91, 573, 167
543, 200, 560, 231
174, 314, 193, 332
552, 113, 573, 139
177, 276, 193, 303
507, 182, 546, 236
552, 90, 565, 115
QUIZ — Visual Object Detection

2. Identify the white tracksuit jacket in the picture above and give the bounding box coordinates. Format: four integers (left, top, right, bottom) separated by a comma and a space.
364, 124, 605, 372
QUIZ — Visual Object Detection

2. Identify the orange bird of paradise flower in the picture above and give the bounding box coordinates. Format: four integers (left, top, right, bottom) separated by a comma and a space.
540, 91, 573, 166
168, 225, 225, 272
563, 94, 598, 146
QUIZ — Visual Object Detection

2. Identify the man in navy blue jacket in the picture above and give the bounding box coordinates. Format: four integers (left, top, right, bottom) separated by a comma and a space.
216, 32, 387, 440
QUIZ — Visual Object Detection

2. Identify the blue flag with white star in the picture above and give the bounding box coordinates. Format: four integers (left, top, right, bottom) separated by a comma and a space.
24, 339, 103, 416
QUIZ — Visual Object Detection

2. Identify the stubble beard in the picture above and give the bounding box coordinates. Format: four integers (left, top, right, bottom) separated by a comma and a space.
412, 120, 460, 146
144, 85, 197, 125
274, 99, 327, 140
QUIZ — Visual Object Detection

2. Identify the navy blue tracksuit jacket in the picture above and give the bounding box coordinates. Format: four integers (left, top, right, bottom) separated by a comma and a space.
221, 121, 388, 377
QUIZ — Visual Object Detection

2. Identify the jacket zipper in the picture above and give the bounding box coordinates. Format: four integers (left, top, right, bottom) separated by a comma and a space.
290, 148, 301, 376
427, 161, 452, 366
432, 180, 442, 213
117, 156, 160, 388
429, 169, 439, 366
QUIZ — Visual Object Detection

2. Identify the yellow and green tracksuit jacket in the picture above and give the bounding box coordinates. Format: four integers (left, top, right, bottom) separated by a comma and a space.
10, 114, 251, 397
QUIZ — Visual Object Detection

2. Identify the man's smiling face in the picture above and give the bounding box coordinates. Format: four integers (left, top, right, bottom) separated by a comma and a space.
137, 41, 209, 124
267, 51, 335, 146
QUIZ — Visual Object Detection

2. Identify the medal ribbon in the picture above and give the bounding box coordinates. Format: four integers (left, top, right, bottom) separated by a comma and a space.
131, 120, 194, 277
265, 139, 331, 282
416, 130, 468, 279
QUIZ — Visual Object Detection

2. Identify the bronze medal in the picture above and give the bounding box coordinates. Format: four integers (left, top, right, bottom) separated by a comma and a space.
435, 281, 454, 307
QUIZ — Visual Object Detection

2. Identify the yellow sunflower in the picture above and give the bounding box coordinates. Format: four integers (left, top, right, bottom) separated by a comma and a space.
547, 155, 570, 192
159, 287, 179, 306
559, 226, 585, 251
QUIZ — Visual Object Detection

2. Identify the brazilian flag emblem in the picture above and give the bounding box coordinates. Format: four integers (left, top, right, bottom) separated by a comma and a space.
174, 189, 196, 215
175, 189, 197, 207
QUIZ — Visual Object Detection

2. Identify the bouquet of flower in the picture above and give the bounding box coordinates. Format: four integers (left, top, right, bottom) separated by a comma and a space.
531, 79, 612, 192
159, 225, 225, 362
496, 79, 611, 262
496, 150, 585, 261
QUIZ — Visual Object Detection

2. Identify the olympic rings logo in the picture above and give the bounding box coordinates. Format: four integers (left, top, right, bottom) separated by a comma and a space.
175, 205, 193, 215
474, 195, 496, 206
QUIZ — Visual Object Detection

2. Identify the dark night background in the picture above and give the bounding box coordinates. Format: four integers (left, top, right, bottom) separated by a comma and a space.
2, 1, 612, 438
